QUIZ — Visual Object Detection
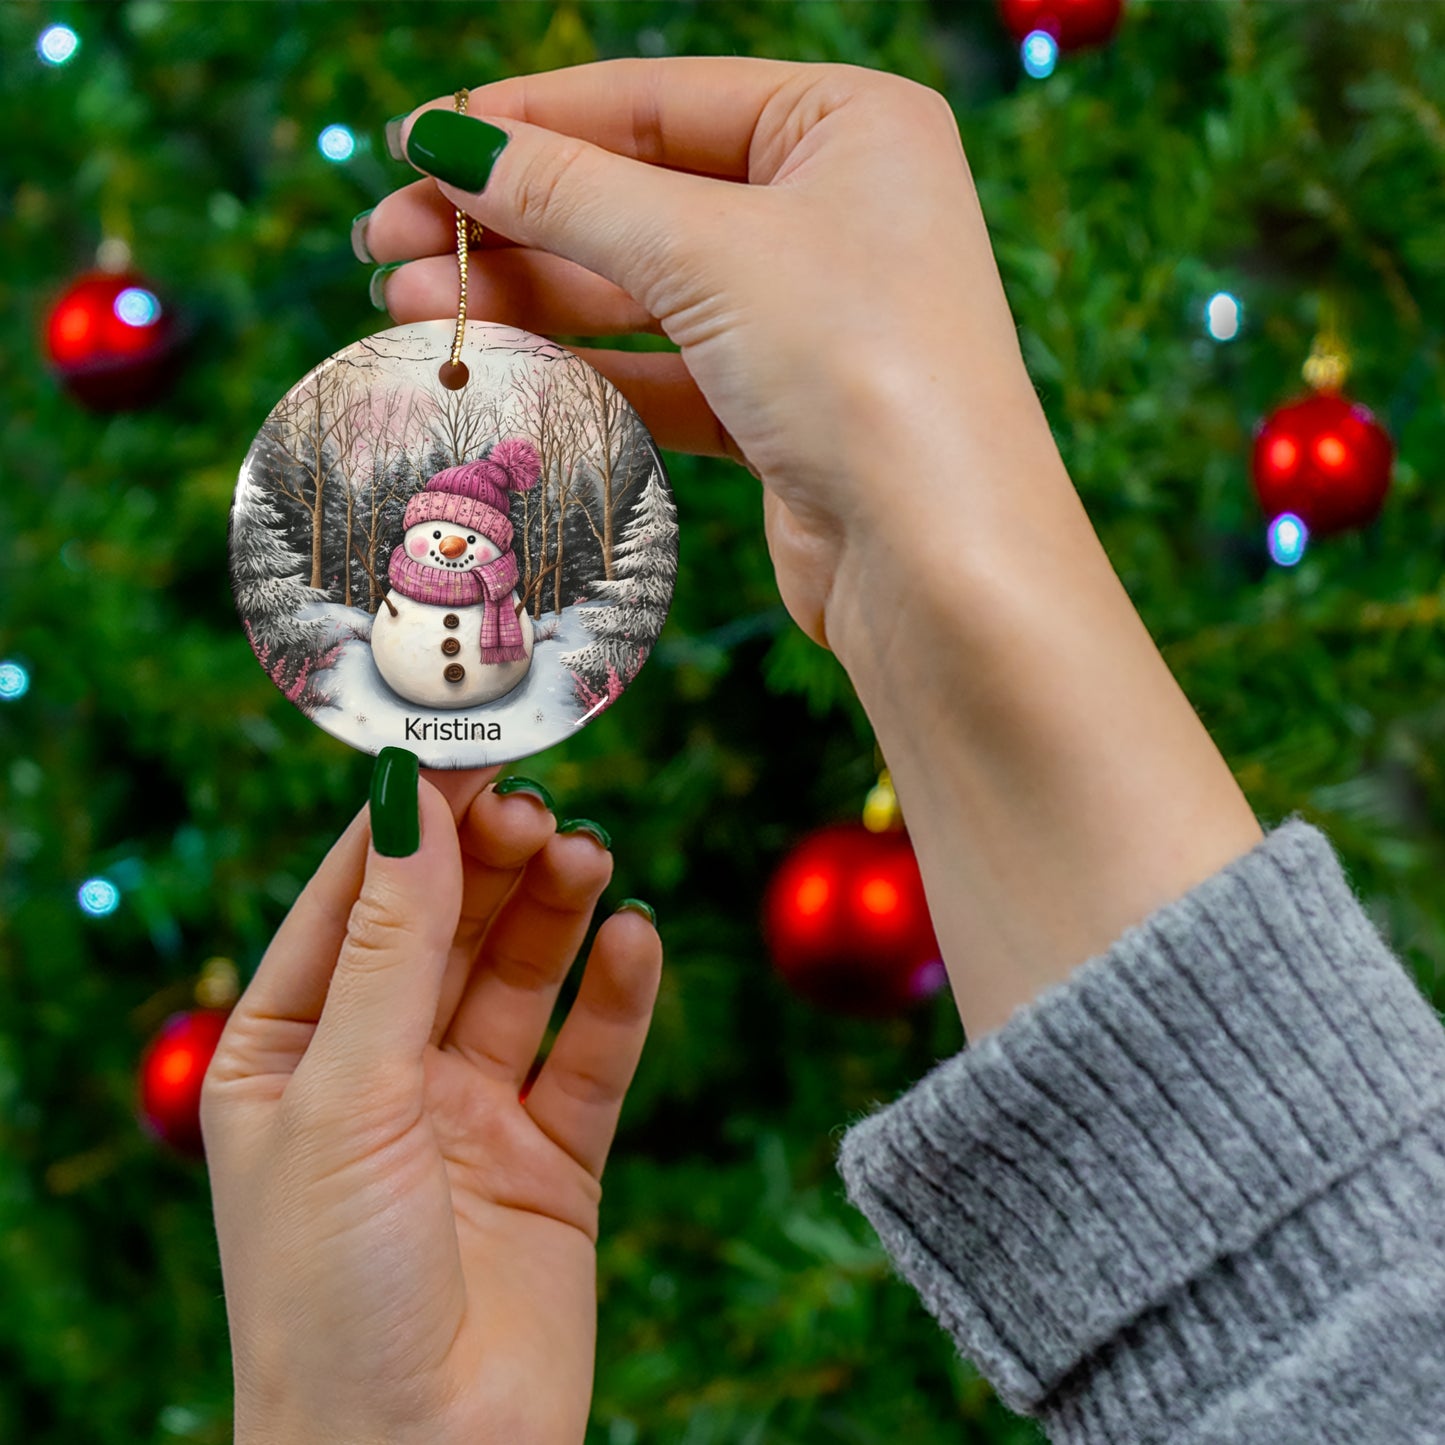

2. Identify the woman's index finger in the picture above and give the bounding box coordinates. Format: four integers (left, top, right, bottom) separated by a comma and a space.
423, 55, 808, 180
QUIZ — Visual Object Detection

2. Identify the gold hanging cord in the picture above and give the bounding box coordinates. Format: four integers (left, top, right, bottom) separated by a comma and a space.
1302, 293, 1350, 394
439, 88, 485, 390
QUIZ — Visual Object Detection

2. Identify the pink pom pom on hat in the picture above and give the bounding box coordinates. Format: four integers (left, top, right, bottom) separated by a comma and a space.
486, 437, 542, 491
403, 437, 542, 551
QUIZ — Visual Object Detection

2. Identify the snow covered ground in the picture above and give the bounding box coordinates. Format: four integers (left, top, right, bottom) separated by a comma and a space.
291, 600, 619, 768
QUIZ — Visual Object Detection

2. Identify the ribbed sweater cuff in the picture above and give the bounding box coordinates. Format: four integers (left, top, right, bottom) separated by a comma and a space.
836, 817, 1445, 1425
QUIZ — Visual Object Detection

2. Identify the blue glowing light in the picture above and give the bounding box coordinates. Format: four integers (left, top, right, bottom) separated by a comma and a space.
114, 287, 161, 328
1205, 291, 1242, 342
1021, 30, 1059, 79
318, 124, 356, 162
78, 878, 121, 917
0, 661, 29, 700
1267, 512, 1308, 567
38, 24, 79, 66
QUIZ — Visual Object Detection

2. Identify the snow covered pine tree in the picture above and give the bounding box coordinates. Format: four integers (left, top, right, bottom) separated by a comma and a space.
230, 484, 328, 654
559, 464, 678, 710
229, 481, 332, 702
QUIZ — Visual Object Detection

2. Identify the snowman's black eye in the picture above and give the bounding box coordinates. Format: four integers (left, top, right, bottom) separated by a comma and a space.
433, 530, 442, 539
467, 535, 476, 544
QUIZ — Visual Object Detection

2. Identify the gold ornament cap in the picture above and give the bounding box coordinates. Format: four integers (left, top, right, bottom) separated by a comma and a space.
863, 767, 902, 833
194, 956, 240, 1010
1302, 298, 1350, 393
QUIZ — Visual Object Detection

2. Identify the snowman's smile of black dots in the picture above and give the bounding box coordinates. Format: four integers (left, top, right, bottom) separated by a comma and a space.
429, 529, 478, 570
429, 550, 476, 569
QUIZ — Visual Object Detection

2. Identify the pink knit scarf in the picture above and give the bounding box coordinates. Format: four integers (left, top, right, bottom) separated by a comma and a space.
386, 549, 526, 664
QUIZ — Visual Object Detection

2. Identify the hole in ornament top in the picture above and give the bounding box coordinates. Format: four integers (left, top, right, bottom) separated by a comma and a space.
438, 359, 470, 391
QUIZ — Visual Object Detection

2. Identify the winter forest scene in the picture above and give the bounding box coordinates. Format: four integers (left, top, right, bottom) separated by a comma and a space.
229, 320, 677, 767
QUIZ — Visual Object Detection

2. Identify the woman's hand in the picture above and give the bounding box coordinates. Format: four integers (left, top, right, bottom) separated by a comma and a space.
362, 56, 1041, 655
202, 758, 661, 1445
362, 58, 1262, 1041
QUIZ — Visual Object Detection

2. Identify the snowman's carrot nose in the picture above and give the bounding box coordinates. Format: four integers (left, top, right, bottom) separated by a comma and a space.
438, 536, 467, 559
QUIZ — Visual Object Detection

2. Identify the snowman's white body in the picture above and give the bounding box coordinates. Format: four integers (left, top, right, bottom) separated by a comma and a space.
371, 522, 533, 709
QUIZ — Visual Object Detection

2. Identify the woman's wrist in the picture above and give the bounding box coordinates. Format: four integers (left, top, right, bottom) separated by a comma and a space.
825, 403, 1263, 1039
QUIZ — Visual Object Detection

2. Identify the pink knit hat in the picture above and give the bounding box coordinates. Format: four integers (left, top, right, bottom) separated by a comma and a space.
403, 438, 542, 552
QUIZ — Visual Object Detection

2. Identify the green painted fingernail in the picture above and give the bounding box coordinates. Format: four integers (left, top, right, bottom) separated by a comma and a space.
493, 775, 555, 812
350, 208, 375, 264
370, 747, 420, 857
558, 818, 611, 851
617, 898, 656, 926
405, 110, 510, 192
384, 114, 409, 162
369, 261, 404, 311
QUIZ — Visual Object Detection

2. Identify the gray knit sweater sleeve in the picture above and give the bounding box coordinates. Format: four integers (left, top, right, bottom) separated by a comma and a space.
835, 817, 1445, 1443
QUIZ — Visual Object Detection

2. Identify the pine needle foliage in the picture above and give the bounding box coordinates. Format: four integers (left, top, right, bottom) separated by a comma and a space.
1, 4, 1442, 1443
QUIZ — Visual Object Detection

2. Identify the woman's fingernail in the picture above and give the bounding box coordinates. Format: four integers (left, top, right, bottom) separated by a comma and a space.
558, 818, 612, 851
370, 747, 420, 857
369, 262, 404, 312
405, 110, 510, 192
384, 114, 409, 162
493, 775, 555, 812
616, 898, 656, 926
350, 208, 375, 264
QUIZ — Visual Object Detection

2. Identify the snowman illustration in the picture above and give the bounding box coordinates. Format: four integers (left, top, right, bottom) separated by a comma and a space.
371, 438, 542, 709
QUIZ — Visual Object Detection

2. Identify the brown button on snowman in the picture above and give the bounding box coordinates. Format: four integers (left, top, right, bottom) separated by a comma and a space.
370, 438, 541, 709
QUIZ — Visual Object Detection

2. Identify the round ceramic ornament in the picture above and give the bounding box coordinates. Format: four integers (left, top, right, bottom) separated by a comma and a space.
229, 316, 677, 768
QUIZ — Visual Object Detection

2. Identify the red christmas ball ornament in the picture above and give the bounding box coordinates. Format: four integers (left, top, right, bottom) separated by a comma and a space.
1251, 392, 1393, 537
998, 0, 1124, 50
764, 822, 945, 1017
44, 269, 181, 410
137, 1008, 230, 1157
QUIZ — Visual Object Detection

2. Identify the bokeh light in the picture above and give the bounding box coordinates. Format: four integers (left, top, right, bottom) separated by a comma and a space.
157, 1044, 200, 1088
78, 878, 121, 917
793, 872, 831, 918
318, 124, 356, 162
37, 24, 79, 66
859, 876, 900, 918
1266, 435, 1298, 476
114, 287, 162, 328
1205, 291, 1242, 341
1267, 512, 1309, 567
909, 958, 948, 1001
1021, 30, 1059, 79
0, 661, 29, 700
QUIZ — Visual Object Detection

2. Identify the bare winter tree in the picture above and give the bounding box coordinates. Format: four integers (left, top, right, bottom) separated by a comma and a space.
350, 388, 425, 612
550, 449, 594, 615
545, 402, 591, 616
419, 379, 501, 467
331, 380, 371, 607
257, 365, 366, 590
572, 366, 644, 580
511, 366, 587, 617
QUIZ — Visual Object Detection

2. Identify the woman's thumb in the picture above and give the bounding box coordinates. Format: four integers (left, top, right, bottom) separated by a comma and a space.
302, 750, 463, 1087
397, 106, 724, 313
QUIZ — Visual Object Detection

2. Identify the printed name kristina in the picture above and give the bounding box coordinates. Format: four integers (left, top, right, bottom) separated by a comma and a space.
404, 717, 504, 742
